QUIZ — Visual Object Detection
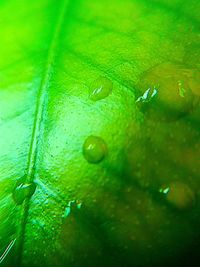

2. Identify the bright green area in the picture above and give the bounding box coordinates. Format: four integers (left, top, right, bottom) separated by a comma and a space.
0, 0, 199, 267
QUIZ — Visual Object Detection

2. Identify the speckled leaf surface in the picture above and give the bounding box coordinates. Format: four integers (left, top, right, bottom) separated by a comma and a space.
0, 0, 200, 266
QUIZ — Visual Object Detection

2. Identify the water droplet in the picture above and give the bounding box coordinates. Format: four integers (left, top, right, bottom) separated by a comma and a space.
159, 182, 195, 210
83, 135, 107, 163
136, 62, 198, 122
89, 76, 113, 101
12, 182, 36, 205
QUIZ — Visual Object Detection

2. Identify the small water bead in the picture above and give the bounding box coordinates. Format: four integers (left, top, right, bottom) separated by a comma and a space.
83, 135, 107, 163
136, 62, 199, 122
89, 76, 113, 101
159, 181, 195, 210
12, 182, 36, 205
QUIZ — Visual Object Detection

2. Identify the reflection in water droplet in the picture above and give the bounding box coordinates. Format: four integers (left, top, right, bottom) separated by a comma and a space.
136, 62, 199, 122
83, 135, 107, 163
159, 182, 195, 210
136, 87, 158, 103
159, 187, 170, 194
178, 80, 186, 98
12, 182, 36, 205
63, 200, 82, 218
89, 76, 113, 101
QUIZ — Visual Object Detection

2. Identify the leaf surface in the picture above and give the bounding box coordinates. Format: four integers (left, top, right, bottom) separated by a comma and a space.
0, 0, 200, 266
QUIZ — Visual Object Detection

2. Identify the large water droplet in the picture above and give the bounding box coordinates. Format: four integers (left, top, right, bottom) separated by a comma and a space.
136, 62, 199, 122
159, 181, 195, 210
83, 135, 107, 163
12, 182, 36, 205
89, 76, 113, 101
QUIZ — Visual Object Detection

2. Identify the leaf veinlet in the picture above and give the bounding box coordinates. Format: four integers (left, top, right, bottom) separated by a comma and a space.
16, 0, 69, 265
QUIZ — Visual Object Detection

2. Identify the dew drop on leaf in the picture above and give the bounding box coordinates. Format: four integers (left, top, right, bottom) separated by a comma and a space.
83, 135, 107, 163
89, 76, 113, 101
136, 62, 199, 122
159, 181, 195, 210
12, 182, 36, 205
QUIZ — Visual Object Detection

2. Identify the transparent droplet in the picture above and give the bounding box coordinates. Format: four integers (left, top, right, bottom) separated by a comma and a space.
12, 182, 36, 205
159, 182, 195, 210
83, 135, 107, 163
89, 76, 113, 101
136, 62, 198, 122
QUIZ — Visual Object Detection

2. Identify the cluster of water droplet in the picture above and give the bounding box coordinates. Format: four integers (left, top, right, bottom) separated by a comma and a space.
82, 76, 112, 164
131, 62, 200, 210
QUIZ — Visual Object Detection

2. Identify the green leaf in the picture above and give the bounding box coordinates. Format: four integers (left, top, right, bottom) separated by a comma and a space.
0, 0, 200, 266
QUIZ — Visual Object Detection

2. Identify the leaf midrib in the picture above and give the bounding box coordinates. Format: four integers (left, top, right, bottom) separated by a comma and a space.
16, 0, 69, 265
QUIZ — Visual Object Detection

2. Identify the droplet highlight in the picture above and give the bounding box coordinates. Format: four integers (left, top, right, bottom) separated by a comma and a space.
0, 239, 16, 264
136, 87, 158, 103
13, 182, 36, 205
62, 200, 82, 218
159, 181, 195, 210
89, 76, 113, 101
83, 135, 107, 163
